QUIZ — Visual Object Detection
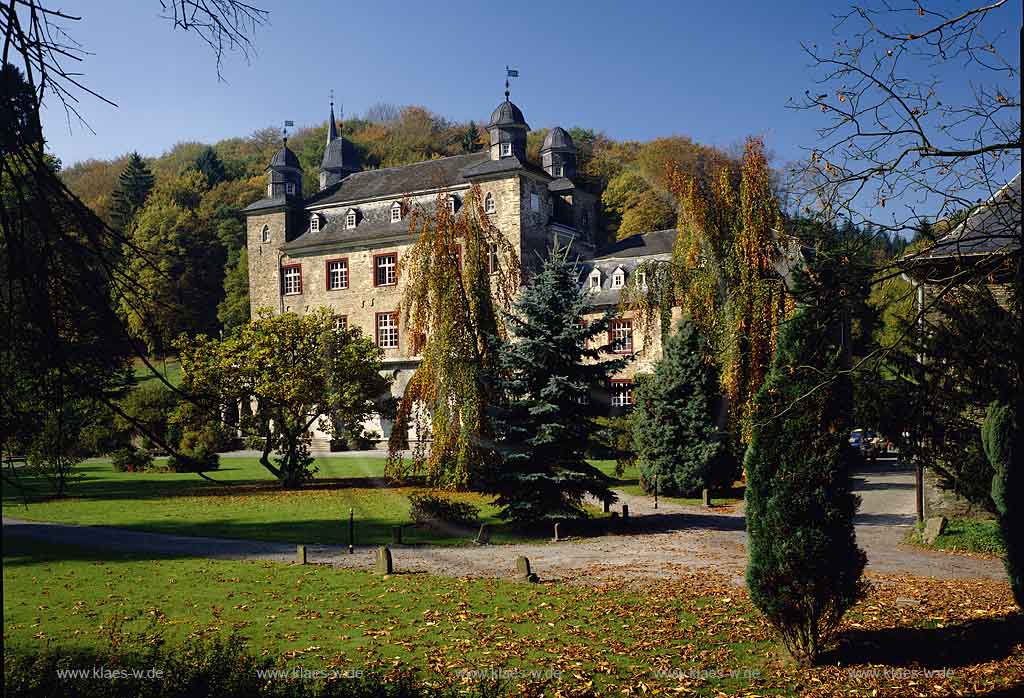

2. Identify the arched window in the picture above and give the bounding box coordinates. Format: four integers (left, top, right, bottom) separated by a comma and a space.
261, 225, 270, 244
310, 214, 320, 232
390, 202, 402, 223
484, 192, 495, 214
448, 196, 458, 214
346, 209, 357, 229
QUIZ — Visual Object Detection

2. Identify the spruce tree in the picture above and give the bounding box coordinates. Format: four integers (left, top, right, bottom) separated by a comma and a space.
744, 233, 867, 666
110, 151, 154, 230
632, 319, 731, 497
461, 122, 481, 153
193, 146, 227, 187
486, 246, 628, 524
983, 400, 1022, 609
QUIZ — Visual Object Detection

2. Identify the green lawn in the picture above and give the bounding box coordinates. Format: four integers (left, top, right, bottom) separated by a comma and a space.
3, 457, 618, 546
1, 535, 777, 694
590, 461, 743, 507
915, 517, 1006, 557
1, 457, 541, 546
132, 356, 182, 387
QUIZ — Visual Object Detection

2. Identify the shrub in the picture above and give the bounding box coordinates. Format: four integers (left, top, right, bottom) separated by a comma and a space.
588, 416, 636, 476
116, 383, 178, 450
111, 446, 154, 473
408, 492, 480, 529
632, 320, 734, 497
983, 400, 1022, 609
745, 241, 867, 667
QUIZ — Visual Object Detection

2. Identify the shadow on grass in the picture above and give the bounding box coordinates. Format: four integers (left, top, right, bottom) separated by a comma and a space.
824, 612, 1024, 668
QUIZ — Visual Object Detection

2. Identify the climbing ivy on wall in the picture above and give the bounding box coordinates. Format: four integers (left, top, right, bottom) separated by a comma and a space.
622, 137, 785, 441
384, 185, 520, 489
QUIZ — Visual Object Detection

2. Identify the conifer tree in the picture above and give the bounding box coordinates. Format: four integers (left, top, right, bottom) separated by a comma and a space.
193, 146, 227, 187
486, 246, 628, 524
632, 319, 731, 496
983, 400, 1022, 609
744, 231, 867, 666
110, 151, 155, 230
461, 121, 482, 153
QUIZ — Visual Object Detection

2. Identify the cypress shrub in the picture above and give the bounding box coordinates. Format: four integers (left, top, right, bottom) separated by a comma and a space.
982, 400, 1022, 609
744, 241, 867, 666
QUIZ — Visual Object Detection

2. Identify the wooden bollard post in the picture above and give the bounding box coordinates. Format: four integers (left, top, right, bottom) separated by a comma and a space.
702, 488, 712, 508
654, 474, 659, 510
622, 504, 629, 521
296, 545, 307, 565
392, 525, 402, 545
348, 507, 354, 554
603, 498, 610, 513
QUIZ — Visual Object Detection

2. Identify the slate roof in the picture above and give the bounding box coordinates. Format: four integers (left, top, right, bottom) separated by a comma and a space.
460, 155, 551, 180
283, 198, 455, 253
922, 173, 1021, 259
543, 126, 574, 151
578, 229, 677, 307
305, 152, 489, 208
590, 229, 676, 259
242, 193, 297, 214
269, 144, 301, 170
489, 99, 528, 129
321, 134, 359, 173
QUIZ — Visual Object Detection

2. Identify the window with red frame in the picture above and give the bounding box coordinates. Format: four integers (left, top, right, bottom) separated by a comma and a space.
326, 259, 348, 290
374, 253, 397, 287
376, 312, 399, 349
282, 264, 302, 295
609, 318, 633, 353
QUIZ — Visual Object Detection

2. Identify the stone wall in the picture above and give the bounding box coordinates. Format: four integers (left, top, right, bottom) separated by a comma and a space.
922, 467, 994, 520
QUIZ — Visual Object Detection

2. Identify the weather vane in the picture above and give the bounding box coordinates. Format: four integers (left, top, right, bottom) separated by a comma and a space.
505, 65, 519, 100
282, 119, 295, 143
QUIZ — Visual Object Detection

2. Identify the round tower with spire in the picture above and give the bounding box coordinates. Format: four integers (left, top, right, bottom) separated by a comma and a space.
320, 99, 360, 190
487, 81, 529, 161
541, 126, 577, 179
267, 139, 303, 199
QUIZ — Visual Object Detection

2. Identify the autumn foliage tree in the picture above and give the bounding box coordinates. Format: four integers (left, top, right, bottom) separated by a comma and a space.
385, 186, 520, 490
624, 137, 785, 441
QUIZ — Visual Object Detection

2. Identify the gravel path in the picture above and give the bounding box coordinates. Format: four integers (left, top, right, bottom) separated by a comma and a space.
2, 458, 1005, 583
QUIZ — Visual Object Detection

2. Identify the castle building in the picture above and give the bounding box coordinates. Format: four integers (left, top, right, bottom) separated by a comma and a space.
243, 94, 674, 446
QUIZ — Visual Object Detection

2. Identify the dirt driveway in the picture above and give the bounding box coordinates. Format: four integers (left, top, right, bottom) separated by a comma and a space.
2, 458, 1005, 583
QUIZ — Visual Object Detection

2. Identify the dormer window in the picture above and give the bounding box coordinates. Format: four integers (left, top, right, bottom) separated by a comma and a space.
390, 202, 402, 223
588, 268, 602, 290
346, 209, 357, 229
285, 182, 295, 196
448, 196, 457, 214
500, 142, 512, 157
260, 225, 270, 244
611, 267, 626, 289
484, 192, 496, 214
310, 214, 320, 232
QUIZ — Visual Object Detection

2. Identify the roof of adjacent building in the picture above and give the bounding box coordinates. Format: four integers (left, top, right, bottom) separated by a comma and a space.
589, 229, 677, 260
488, 99, 529, 130
305, 152, 489, 207
242, 193, 299, 214
580, 229, 677, 306
921, 172, 1021, 259
283, 198, 455, 253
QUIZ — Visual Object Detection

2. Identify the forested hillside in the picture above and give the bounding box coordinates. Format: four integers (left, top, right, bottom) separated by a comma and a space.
61, 103, 737, 244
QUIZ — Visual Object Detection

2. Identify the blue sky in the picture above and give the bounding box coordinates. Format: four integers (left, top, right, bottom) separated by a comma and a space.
41, 0, 1020, 182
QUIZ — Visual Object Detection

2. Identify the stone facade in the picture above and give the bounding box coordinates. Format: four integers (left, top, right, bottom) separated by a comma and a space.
243, 96, 668, 445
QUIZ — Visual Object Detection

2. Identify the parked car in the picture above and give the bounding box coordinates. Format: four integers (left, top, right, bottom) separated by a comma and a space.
849, 429, 883, 460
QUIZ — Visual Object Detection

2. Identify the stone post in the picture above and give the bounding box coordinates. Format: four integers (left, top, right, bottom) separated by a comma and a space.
296, 545, 307, 565
348, 507, 354, 554
375, 546, 393, 575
